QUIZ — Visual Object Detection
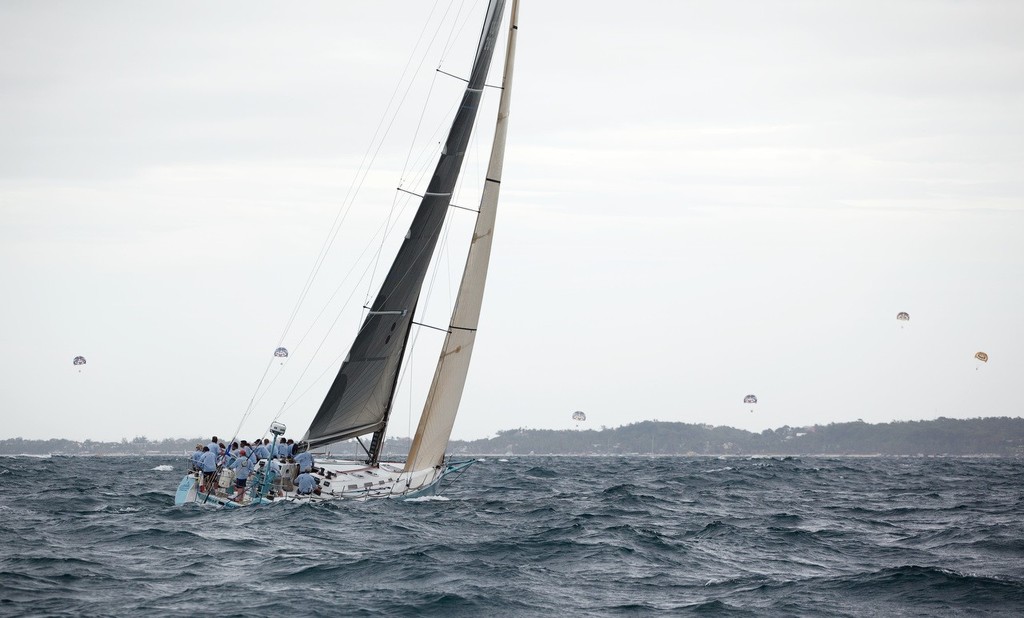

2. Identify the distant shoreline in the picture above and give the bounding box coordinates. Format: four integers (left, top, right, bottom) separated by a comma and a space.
3, 417, 1023, 457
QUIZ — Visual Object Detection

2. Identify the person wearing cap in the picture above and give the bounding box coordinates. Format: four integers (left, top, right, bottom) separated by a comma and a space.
229, 448, 251, 502
239, 441, 257, 466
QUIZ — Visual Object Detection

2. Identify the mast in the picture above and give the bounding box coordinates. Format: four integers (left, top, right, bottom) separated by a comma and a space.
301, 0, 508, 459
405, 0, 519, 472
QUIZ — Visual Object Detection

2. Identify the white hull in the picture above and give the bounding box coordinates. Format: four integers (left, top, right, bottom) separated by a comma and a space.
174, 459, 473, 507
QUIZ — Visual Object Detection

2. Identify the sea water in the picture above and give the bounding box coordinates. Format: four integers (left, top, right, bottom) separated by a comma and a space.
1, 455, 1021, 616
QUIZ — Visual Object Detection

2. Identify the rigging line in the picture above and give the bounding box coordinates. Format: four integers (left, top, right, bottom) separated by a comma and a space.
394, 199, 457, 380
356, 436, 370, 458
446, 196, 455, 311
396, 89, 459, 208
246, 359, 293, 422
276, 0, 450, 350
270, 133, 444, 428
437, 0, 467, 65
437, 463, 471, 496
406, 335, 414, 441
435, 68, 468, 82
401, 117, 448, 203
271, 236, 435, 427
377, 200, 461, 449
400, 70, 441, 188
367, 0, 469, 302
368, 204, 456, 444
271, 226, 399, 422
368, 48, 448, 302
287, 197, 411, 357
366, 162, 421, 310
272, 130, 460, 411
278, 40, 496, 423
412, 321, 451, 334
397, 59, 470, 195
435, 68, 505, 90
248, 1, 503, 440
274, 201, 458, 420
394, 3, 479, 193
397, 187, 424, 198
350, 166, 468, 336
238, 2, 455, 436
399, 188, 480, 214
408, 344, 413, 439
231, 355, 278, 440
273, 183, 461, 429
364, 90, 454, 296
438, 0, 480, 66
254, 194, 418, 424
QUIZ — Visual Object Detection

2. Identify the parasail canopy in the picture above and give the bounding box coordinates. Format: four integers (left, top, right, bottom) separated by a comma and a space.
896, 312, 910, 321
974, 351, 988, 363
73, 356, 87, 366
743, 394, 757, 404
571, 410, 586, 422
274, 347, 289, 358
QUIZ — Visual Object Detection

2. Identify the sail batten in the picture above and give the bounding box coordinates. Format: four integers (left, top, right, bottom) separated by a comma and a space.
302, 0, 509, 458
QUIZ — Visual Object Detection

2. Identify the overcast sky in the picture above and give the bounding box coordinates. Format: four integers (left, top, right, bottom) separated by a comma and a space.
2, 0, 1022, 443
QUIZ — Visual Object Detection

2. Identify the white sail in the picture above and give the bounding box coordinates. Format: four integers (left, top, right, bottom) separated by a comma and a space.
405, 0, 519, 473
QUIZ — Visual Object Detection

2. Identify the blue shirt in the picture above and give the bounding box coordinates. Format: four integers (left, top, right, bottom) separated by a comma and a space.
254, 445, 270, 460
200, 451, 217, 473
266, 460, 281, 484
296, 472, 317, 495
230, 456, 251, 480
294, 451, 314, 473
190, 450, 203, 466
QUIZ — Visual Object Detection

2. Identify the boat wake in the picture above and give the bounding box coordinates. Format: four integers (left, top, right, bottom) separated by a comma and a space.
405, 495, 451, 503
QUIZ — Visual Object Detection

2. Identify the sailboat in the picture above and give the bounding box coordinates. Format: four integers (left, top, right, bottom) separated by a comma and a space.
175, 0, 519, 506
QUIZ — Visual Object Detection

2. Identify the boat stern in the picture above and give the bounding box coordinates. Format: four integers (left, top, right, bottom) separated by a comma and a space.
174, 474, 198, 505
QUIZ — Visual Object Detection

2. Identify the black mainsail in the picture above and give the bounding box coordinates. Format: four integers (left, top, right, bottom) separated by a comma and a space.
302, 0, 508, 461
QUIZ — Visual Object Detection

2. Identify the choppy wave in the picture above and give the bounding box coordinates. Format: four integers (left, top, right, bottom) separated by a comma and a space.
1, 455, 1022, 616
